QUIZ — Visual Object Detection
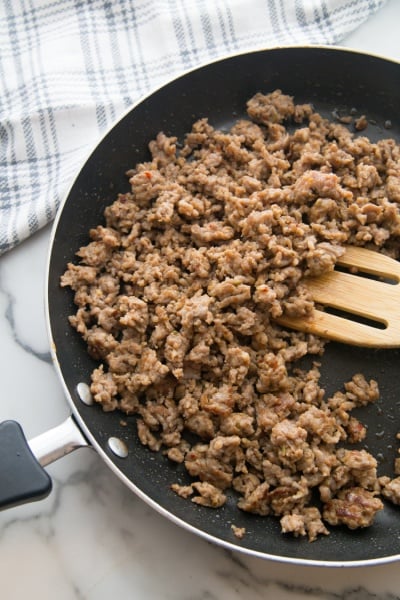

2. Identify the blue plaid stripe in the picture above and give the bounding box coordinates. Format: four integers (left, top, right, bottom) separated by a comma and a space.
0, 0, 387, 255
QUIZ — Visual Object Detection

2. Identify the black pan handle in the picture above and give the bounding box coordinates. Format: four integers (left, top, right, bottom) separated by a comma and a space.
0, 417, 89, 510
0, 420, 52, 509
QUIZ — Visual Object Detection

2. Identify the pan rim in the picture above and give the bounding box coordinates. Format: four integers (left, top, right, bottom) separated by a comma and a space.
45, 44, 400, 567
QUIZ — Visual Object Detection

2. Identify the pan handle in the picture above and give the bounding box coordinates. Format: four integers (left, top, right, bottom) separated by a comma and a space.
0, 416, 89, 510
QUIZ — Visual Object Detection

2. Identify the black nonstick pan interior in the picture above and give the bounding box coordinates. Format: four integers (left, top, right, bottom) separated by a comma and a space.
47, 46, 400, 566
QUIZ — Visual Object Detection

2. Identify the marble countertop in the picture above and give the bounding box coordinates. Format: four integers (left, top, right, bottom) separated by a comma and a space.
1, 2, 400, 598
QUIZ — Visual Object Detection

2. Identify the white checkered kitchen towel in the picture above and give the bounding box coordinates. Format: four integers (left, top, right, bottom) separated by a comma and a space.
0, 0, 387, 254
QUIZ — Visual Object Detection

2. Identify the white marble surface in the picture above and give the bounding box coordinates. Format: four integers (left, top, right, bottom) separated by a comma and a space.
1, 2, 400, 598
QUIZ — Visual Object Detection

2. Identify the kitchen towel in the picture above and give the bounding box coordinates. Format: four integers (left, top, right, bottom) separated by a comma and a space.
0, 0, 387, 255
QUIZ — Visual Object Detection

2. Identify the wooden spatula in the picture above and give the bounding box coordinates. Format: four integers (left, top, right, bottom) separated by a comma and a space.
276, 246, 400, 348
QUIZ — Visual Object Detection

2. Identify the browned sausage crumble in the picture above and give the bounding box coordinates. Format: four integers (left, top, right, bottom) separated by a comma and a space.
61, 90, 400, 541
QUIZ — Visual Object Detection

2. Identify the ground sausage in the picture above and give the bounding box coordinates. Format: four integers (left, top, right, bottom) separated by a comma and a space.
61, 90, 400, 541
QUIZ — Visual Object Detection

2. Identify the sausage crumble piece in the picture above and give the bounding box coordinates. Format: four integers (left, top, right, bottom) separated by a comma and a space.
61, 90, 400, 541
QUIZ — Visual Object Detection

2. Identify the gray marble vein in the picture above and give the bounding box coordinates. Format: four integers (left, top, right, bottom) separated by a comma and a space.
1, 283, 52, 363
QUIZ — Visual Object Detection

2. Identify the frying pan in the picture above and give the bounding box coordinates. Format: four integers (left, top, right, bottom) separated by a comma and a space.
1, 46, 400, 567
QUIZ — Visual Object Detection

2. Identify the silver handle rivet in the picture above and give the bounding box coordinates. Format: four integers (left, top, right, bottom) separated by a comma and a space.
76, 382, 94, 406
107, 437, 129, 458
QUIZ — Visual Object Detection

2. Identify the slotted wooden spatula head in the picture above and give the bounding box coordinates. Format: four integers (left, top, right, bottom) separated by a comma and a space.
277, 246, 400, 348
